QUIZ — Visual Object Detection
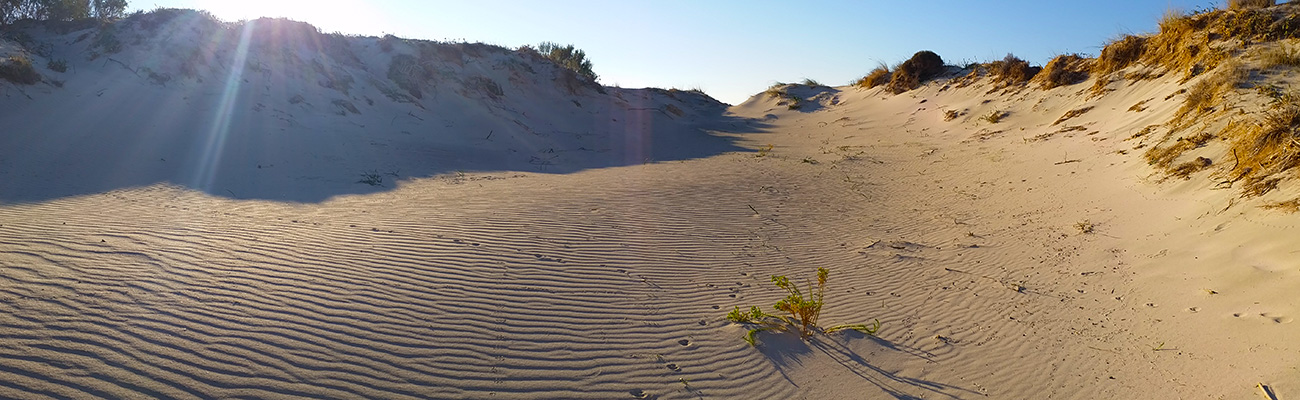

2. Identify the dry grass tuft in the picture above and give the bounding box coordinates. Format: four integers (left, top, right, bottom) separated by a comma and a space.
1257, 42, 1300, 68
0, 55, 40, 85
1261, 198, 1300, 212
854, 64, 892, 89
1229, 0, 1275, 10
1170, 156, 1214, 179
1145, 131, 1216, 168
1172, 59, 1247, 127
887, 51, 945, 94
1220, 102, 1300, 195
1053, 106, 1095, 126
986, 53, 1040, 89
1094, 35, 1148, 77
1033, 54, 1092, 89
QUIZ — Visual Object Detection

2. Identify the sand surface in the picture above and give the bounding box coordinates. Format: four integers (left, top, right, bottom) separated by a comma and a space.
3, 11, 1300, 400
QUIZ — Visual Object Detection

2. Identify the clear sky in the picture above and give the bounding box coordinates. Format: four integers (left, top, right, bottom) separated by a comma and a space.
131, 0, 1226, 104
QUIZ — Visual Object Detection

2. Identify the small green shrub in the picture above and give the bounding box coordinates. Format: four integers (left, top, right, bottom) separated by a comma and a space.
725, 267, 879, 346
47, 59, 68, 73
0, 56, 40, 84
358, 171, 383, 186
536, 42, 597, 81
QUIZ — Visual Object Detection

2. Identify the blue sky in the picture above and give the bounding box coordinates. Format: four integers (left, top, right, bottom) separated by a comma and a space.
134, 0, 1226, 104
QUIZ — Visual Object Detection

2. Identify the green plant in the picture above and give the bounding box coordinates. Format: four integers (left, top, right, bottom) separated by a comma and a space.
46, 58, 67, 72
725, 267, 880, 346
800, 78, 823, 87
358, 171, 383, 186
536, 42, 597, 81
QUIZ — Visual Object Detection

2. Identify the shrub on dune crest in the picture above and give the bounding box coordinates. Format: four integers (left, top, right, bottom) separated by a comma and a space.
887, 50, 945, 94
1093, 35, 1147, 77
1033, 54, 1091, 89
986, 53, 1040, 88
535, 42, 597, 81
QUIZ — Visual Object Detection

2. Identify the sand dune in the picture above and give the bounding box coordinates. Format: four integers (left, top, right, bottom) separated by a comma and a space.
3, 7, 1300, 400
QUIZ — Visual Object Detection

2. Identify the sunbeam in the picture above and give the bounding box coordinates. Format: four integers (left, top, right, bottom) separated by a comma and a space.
192, 19, 255, 193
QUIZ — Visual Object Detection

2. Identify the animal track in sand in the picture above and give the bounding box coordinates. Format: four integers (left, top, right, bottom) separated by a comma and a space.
1231, 312, 1292, 323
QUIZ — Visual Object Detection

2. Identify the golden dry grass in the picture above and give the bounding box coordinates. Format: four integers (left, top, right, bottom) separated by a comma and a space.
1145, 131, 1215, 168
985, 54, 1039, 89
1052, 106, 1095, 126
1033, 54, 1091, 89
0, 55, 40, 85
854, 64, 891, 89
1229, 0, 1275, 10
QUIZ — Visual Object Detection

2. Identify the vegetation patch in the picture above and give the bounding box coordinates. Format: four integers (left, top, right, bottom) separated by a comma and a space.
1052, 106, 1094, 126
534, 42, 596, 81
764, 83, 803, 110
725, 268, 879, 346
886, 50, 945, 94
854, 64, 891, 89
1033, 54, 1091, 89
1229, 0, 1275, 10
0, 55, 40, 84
1144, 131, 1215, 168
985, 53, 1040, 90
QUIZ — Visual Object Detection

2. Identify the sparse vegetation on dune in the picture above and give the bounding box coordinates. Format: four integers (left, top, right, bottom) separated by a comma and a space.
764, 83, 803, 110
0, 55, 40, 84
985, 53, 1040, 90
1230, 0, 1276, 10
887, 50, 945, 94
726, 268, 879, 346
854, 63, 891, 89
533, 42, 597, 81
1034, 54, 1091, 89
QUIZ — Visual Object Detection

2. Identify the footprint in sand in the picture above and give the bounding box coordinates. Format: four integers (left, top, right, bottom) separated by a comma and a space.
1261, 313, 1293, 324
629, 389, 649, 398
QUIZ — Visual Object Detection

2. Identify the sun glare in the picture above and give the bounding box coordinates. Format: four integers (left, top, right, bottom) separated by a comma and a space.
192, 0, 387, 35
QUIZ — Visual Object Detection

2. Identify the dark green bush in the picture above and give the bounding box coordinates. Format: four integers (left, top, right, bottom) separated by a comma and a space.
887, 50, 945, 94
536, 42, 596, 81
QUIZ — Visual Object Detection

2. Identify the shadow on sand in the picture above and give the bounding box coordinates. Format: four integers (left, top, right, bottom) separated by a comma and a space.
758, 331, 982, 399
0, 90, 772, 204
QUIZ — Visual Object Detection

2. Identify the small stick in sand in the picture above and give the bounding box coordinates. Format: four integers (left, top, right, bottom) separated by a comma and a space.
747, 205, 759, 215
1258, 383, 1278, 400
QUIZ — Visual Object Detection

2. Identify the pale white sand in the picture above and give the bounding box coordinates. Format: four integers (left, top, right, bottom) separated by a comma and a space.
1, 10, 1298, 400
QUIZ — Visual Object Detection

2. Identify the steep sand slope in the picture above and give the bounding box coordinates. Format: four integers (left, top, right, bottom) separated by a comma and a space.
4, 9, 1300, 400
